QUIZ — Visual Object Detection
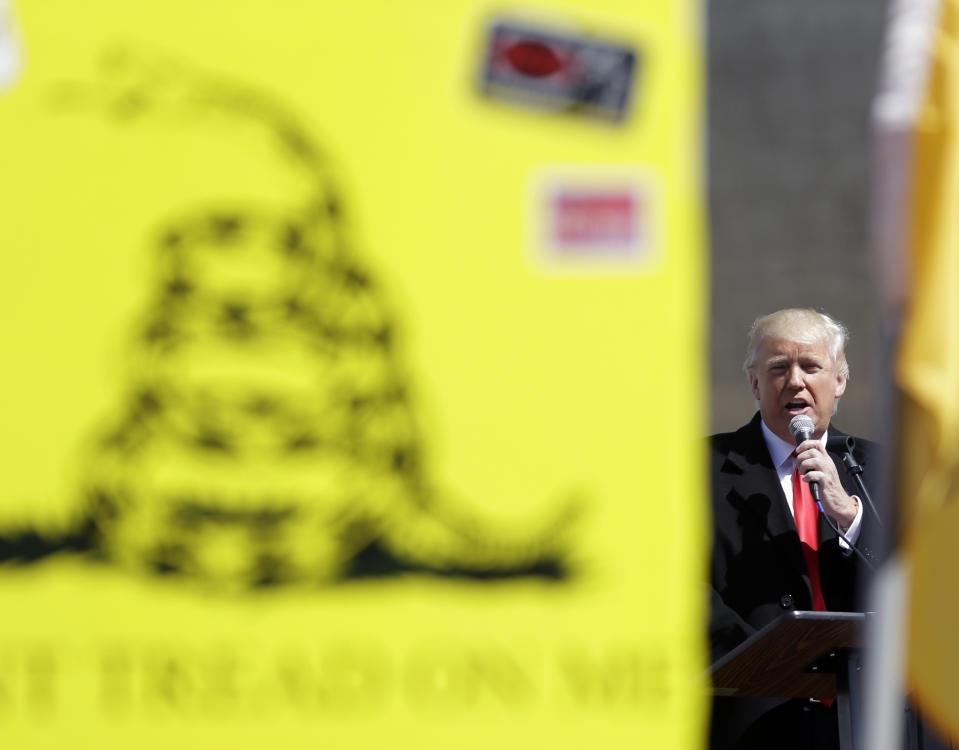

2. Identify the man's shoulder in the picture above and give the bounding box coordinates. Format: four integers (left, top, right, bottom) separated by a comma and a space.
707, 414, 771, 483
708, 413, 763, 455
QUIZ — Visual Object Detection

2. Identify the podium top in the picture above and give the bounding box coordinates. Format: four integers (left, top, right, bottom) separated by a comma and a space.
710, 611, 867, 699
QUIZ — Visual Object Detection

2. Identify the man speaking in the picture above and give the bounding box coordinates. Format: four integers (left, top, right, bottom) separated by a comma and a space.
709, 308, 880, 750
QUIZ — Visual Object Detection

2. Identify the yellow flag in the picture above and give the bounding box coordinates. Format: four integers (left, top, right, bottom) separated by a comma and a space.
896, 0, 959, 739
0, 1, 706, 748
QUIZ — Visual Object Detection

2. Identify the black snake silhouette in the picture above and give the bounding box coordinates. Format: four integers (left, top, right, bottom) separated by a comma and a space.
0, 47, 581, 588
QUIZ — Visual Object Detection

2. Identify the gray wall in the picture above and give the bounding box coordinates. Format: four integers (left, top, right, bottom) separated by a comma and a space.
708, 0, 890, 439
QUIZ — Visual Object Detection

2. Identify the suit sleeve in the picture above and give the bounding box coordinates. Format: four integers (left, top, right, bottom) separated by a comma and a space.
708, 581, 756, 664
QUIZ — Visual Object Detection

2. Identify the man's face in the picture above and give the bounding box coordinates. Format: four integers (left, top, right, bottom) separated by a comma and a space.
749, 335, 847, 444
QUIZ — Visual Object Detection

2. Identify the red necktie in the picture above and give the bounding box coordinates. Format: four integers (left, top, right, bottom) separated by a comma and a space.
792, 463, 827, 612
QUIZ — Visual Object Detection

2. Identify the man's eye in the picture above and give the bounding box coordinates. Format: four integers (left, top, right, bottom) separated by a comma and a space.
804, 364, 822, 373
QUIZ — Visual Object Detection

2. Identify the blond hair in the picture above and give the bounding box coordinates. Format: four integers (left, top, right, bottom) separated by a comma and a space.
742, 308, 849, 379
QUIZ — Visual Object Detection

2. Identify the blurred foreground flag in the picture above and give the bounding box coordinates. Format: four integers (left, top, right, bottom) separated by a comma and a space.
875, 0, 959, 740
0, 1, 706, 748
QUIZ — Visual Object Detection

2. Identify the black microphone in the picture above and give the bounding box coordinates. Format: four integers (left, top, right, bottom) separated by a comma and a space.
826, 434, 856, 455
826, 433, 884, 529
788, 414, 822, 504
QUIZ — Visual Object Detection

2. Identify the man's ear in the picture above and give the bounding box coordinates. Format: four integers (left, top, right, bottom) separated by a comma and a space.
748, 370, 760, 401
835, 373, 848, 399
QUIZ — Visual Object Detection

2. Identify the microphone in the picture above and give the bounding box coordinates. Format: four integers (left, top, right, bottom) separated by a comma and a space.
826, 434, 856, 455
826, 433, 884, 529
788, 414, 822, 504
788, 414, 877, 573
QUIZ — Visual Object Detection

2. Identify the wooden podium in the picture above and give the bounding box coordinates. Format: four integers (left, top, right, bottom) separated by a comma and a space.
710, 611, 867, 750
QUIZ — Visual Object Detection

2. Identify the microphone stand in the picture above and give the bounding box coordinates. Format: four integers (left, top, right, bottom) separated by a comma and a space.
828, 436, 883, 528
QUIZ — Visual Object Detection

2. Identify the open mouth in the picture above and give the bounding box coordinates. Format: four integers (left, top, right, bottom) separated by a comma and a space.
785, 399, 809, 414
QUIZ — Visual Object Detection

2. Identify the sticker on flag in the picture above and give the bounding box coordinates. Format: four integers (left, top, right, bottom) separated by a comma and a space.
479, 18, 640, 122
530, 166, 660, 273
553, 191, 639, 248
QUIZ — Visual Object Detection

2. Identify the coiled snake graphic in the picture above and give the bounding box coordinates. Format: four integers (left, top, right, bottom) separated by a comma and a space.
2, 48, 581, 589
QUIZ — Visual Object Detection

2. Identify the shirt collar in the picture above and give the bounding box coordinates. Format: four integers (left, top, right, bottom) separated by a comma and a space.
760, 418, 829, 470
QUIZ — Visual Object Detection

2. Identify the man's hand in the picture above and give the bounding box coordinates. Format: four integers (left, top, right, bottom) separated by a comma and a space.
795, 439, 858, 529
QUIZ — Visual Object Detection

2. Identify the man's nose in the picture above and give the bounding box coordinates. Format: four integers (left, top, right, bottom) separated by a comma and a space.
787, 364, 805, 388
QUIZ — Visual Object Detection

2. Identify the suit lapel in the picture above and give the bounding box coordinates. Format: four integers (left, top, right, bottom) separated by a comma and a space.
725, 414, 812, 592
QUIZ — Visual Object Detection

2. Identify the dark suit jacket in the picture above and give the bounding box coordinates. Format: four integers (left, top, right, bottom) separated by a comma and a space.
709, 412, 880, 749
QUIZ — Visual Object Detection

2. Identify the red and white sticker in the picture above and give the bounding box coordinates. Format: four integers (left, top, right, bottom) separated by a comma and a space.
551, 190, 641, 249
530, 167, 660, 273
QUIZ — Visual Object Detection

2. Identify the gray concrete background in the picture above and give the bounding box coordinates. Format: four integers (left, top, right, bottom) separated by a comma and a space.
708, 0, 890, 439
